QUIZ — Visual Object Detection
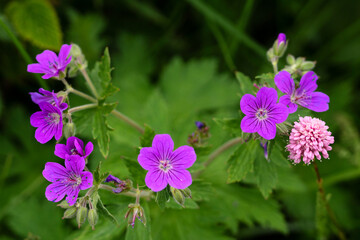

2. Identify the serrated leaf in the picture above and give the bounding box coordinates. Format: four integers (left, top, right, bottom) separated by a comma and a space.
190, 180, 214, 201
254, 152, 278, 198
93, 161, 110, 185
91, 47, 119, 100
97, 198, 118, 226
255, 73, 275, 88
122, 156, 146, 185
213, 117, 242, 136
6, 0, 62, 50
155, 186, 170, 209
227, 141, 259, 183
140, 124, 155, 147
165, 198, 199, 209
235, 71, 254, 95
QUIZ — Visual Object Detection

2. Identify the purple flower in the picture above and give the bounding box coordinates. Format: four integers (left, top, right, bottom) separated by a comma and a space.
240, 87, 289, 140
277, 33, 286, 45
30, 88, 68, 110
42, 155, 93, 206
27, 44, 72, 79
104, 175, 128, 193
54, 136, 93, 159
195, 121, 205, 129
138, 134, 196, 192
274, 71, 330, 113
105, 174, 122, 184
30, 102, 67, 144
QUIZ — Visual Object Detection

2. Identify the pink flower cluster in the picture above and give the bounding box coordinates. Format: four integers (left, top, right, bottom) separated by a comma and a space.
287, 116, 334, 165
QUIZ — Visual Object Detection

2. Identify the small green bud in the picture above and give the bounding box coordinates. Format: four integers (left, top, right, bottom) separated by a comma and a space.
301, 61, 316, 71
62, 207, 77, 219
286, 54, 296, 65
63, 122, 76, 139
266, 48, 275, 62
170, 187, 185, 207
181, 188, 192, 198
68, 44, 88, 77
57, 200, 70, 209
76, 206, 88, 228
88, 208, 98, 230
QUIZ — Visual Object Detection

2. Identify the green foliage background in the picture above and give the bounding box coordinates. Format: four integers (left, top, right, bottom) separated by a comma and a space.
1, 0, 360, 239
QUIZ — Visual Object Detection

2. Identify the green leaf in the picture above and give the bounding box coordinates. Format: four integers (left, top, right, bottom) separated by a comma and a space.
125, 202, 151, 240
155, 186, 170, 209
122, 156, 146, 185
316, 191, 329, 240
92, 103, 118, 158
91, 47, 119, 100
213, 117, 242, 136
97, 198, 119, 226
165, 198, 199, 209
253, 153, 278, 198
6, 0, 62, 50
140, 124, 155, 147
255, 73, 275, 88
93, 161, 110, 185
227, 141, 259, 183
190, 180, 214, 201
235, 71, 254, 95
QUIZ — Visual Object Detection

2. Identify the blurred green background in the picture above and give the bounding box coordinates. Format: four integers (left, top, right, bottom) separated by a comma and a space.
1, 0, 360, 239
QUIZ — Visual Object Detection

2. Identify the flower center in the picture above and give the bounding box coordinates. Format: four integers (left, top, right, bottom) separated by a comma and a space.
71, 148, 80, 155
64, 174, 82, 187
159, 159, 172, 173
291, 90, 311, 106
46, 112, 60, 124
256, 108, 268, 120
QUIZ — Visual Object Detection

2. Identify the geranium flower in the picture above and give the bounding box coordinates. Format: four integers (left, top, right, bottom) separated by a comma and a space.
54, 136, 93, 159
240, 87, 289, 140
137, 134, 196, 192
42, 155, 93, 206
274, 70, 330, 113
30, 88, 68, 110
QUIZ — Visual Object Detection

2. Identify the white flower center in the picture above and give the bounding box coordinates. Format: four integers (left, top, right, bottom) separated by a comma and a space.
46, 112, 60, 124
256, 108, 268, 120
159, 159, 172, 173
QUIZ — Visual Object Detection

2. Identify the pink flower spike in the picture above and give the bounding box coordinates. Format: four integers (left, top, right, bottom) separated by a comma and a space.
286, 116, 334, 165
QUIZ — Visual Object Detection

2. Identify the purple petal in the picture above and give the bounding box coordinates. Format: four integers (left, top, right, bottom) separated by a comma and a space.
27, 63, 48, 74
45, 182, 68, 203
302, 92, 330, 112
65, 188, 80, 206
58, 103, 68, 111
277, 33, 286, 45
42, 73, 57, 79
138, 147, 159, 171
65, 155, 85, 174
268, 103, 289, 124
38, 102, 61, 114
42, 162, 68, 182
54, 144, 68, 159
298, 71, 318, 93
79, 171, 93, 190
241, 115, 260, 133
36, 50, 58, 65
167, 169, 192, 189
152, 134, 174, 160
258, 120, 276, 140
74, 138, 85, 156
171, 146, 196, 169
54, 120, 63, 141
256, 87, 278, 109
145, 169, 168, 192
279, 95, 298, 114
104, 174, 122, 184
274, 71, 294, 94
84, 141, 94, 158
30, 111, 47, 127
35, 124, 56, 144
240, 94, 258, 115
66, 136, 78, 152
58, 44, 72, 66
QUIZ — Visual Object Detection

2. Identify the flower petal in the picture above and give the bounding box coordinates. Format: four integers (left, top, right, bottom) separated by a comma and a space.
54, 120, 63, 140
43, 162, 68, 182
298, 71, 318, 93
84, 141, 94, 158
241, 115, 260, 133
258, 120, 277, 140
240, 94, 258, 115
58, 44, 72, 66
256, 87, 278, 109
54, 144, 68, 159
138, 147, 159, 171
35, 124, 56, 144
30, 111, 47, 127
66, 188, 80, 206
65, 155, 85, 174
152, 134, 174, 160
171, 146, 196, 169
167, 169, 192, 189
36, 50, 58, 65
79, 171, 93, 190
74, 138, 85, 155
45, 182, 68, 203
145, 169, 168, 192
268, 103, 289, 124
302, 92, 330, 112
27, 63, 48, 74
274, 71, 295, 94
279, 95, 298, 114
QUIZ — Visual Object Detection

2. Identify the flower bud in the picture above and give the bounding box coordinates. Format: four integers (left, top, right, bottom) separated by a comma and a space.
88, 208, 98, 230
68, 44, 87, 77
62, 206, 77, 219
301, 61, 316, 71
170, 187, 185, 207
286, 54, 296, 65
76, 206, 88, 228
57, 200, 70, 209
63, 122, 76, 139
273, 33, 288, 57
181, 187, 192, 198
125, 203, 146, 228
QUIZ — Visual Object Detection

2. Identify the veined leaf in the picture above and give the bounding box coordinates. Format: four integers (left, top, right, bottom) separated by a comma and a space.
254, 152, 278, 198
155, 186, 170, 209
235, 71, 254, 95
97, 198, 119, 226
140, 124, 155, 148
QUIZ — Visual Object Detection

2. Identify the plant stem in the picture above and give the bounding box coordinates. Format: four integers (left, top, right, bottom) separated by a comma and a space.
79, 68, 99, 99
272, 59, 278, 74
0, 18, 49, 89
313, 162, 346, 240
99, 184, 152, 198
193, 137, 243, 178
70, 88, 97, 102
68, 103, 98, 114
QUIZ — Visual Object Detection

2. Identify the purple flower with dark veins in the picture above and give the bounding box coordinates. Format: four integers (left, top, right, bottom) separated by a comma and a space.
55, 136, 93, 159
30, 88, 67, 110
42, 155, 93, 206
138, 134, 196, 192
240, 87, 289, 140
27, 44, 72, 79
274, 71, 329, 113
30, 102, 67, 143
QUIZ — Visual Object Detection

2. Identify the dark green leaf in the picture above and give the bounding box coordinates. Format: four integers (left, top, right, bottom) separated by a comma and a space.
97, 198, 119, 226
213, 117, 242, 136
93, 161, 110, 185
140, 124, 155, 147
155, 186, 170, 209
254, 152, 278, 198
122, 156, 146, 185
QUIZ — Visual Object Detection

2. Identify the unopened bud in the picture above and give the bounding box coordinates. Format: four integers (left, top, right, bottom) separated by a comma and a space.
301, 61, 316, 71
68, 44, 87, 77
171, 187, 185, 207
57, 200, 70, 209
181, 188, 192, 198
76, 206, 88, 228
62, 207, 77, 219
286, 54, 296, 65
63, 122, 76, 139
273, 33, 287, 57
88, 208, 98, 230
125, 203, 146, 227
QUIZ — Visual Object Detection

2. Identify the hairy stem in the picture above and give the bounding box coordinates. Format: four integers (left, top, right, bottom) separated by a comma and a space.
99, 184, 152, 198
313, 162, 346, 240
193, 137, 243, 178
68, 103, 98, 113
80, 68, 99, 99
272, 59, 278, 74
